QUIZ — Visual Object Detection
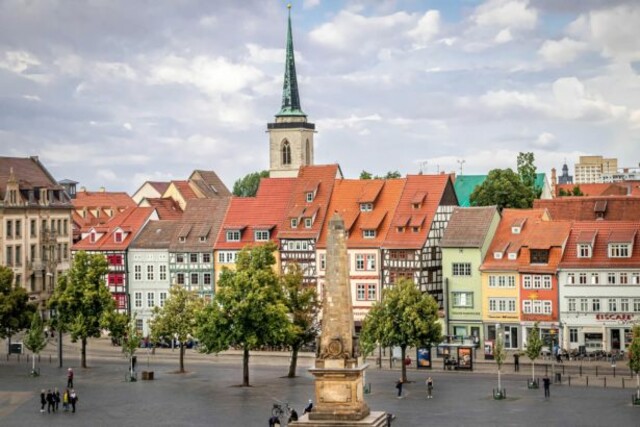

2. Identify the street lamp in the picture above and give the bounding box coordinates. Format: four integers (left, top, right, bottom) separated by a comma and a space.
457, 159, 466, 176
47, 272, 63, 369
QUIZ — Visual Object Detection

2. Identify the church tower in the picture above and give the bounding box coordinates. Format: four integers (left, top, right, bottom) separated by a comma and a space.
268, 5, 315, 178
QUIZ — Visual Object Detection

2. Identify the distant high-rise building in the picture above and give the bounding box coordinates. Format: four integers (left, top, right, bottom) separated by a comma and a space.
574, 155, 617, 184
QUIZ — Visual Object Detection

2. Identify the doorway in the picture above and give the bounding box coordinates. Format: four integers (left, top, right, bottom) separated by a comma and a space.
611, 329, 621, 351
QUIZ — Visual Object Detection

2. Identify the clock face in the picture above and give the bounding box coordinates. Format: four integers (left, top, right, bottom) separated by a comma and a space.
328, 339, 343, 356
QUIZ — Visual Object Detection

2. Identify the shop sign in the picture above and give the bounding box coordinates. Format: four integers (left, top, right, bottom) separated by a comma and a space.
595, 313, 634, 321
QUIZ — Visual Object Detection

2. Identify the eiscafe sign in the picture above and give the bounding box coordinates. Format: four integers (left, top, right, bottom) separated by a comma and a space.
595, 313, 634, 322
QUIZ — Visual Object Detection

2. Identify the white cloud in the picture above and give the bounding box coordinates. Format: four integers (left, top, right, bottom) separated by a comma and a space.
319, 114, 382, 131
494, 28, 513, 44
22, 94, 41, 101
480, 89, 544, 111
533, 132, 556, 149
472, 0, 538, 30
408, 10, 441, 47
303, 0, 321, 9
245, 43, 284, 64
538, 37, 590, 65
631, 110, 640, 129
0, 50, 51, 83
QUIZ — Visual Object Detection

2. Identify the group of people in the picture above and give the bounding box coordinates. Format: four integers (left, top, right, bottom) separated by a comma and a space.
38, 368, 78, 414
267, 400, 312, 426
395, 376, 435, 399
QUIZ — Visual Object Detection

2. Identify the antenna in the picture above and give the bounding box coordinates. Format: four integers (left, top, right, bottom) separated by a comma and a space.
420, 161, 428, 174
456, 159, 466, 176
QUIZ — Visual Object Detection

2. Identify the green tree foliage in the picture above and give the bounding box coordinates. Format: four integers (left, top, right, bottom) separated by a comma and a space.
558, 185, 584, 197
359, 170, 401, 180
122, 314, 142, 376
524, 323, 543, 383
48, 251, 115, 368
282, 263, 320, 378
149, 285, 204, 373
196, 243, 290, 386
232, 170, 269, 197
494, 333, 506, 391
628, 325, 640, 400
470, 168, 535, 210
23, 312, 47, 375
103, 311, 129, 345
359, 170, 373, 180
517, 152, 537, 189
0, 265, 35, 338
359, 279, 441, 382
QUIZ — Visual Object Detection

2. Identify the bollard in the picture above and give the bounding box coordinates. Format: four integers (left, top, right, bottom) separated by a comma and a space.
545, 365, 548, 376
586, 376, 589, 387
596, 366, 598, 377
579, 365, 582, 376
623, 378, 625, 389
604, 377, 606, 388
568, 376, 571, 387
49, 355, 52, 364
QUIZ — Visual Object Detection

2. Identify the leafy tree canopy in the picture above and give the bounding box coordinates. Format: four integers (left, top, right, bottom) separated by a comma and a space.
232, 170, 269, 197
517, 152, 537, 189
23, 312, 47, 355
470, 168, 535, 210
559, 185, 584, 197
0, 265, 36, 338
359, 170, 402, 180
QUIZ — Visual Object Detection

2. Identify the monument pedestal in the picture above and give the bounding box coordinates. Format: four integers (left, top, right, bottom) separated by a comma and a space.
290, 411, 389, 427
309, 364, 370, 421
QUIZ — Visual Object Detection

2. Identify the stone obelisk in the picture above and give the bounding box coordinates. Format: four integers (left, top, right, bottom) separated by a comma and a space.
291, 213, 386, 426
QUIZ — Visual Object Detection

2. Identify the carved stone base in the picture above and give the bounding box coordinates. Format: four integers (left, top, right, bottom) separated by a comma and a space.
290, 411, 388, 427
307, 364, 371, 421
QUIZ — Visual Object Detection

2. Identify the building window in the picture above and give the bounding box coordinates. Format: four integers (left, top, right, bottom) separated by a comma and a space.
176, 273, 185, 285
90, 231, 97, 243
255, 230, 270, 241
306, 192, 313, 202
190, 253, 198, 263
569, 329, 578, 343
63, 219, 68, 236
530, 249, 549, 264
147, 292, 154, 308
159, 265, 167, 281
191, 273, 199, 285
579, 273, 587, 284
360, 203, 373, 212
176, 253, 185, 263
5, 220, 12, 238
319, 253, 326, 271
580, 298, 588, 312
114, 231, 123, 243
282, 141, 291, 165
218, 251, 237, 264
304, 218, 312, 228
452, 292, 473, 308
634, 299, 640, 312
620, 272, 628, 284
159, 292, 167, 307
366, 255, 376, 270
291, 218, 298, 228
147, 265, 154, 281
567, 273, 575, 284
621, 298, 629, 312
609, 244, 631, 258
633, 273, 640, 284
362, 229, 376, 239
226, 230, 240, 242
578, 244, 592, 258
452, 263, 471, 276
30, 219, 36, 237
591, 273, 599, 284
15, 220, 21, 238
203, 273, 212, 286
592, 298, 600, 312
568, 298, 576, 312
134, 265, 142, 281
608, 298, 617, 312
489, 298, 516, 313
134, 292, 142, 308
202, 253, 211, 264
607, 273, 616, 284
355, 254, 365, 270
14, 246, 21, 266
356, 283, 376, 301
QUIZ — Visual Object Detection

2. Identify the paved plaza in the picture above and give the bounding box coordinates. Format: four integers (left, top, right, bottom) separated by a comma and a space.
0, 339, 638, 426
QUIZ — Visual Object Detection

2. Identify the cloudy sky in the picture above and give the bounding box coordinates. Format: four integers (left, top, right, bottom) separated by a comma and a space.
1, 0, 639, 193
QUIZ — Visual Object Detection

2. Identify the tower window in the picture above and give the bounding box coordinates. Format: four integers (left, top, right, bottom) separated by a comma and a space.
282, 141, 291, 165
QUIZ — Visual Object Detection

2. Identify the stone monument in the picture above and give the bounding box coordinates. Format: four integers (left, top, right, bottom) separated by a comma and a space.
291, 213, 387, 426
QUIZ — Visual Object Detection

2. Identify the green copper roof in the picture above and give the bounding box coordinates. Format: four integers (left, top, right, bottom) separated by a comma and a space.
454, 173, 547, 207
276, 6, 305, 117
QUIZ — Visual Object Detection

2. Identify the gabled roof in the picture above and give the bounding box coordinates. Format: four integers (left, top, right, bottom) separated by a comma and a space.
534, 196, 640, 221
171, 180, 198, 200
141, 197, 183, 220
441, 206, 500, 248
170, 197, 230, 251
189, 170, 231, 198
73, 190, 135, 209
73, 206, 156, 251
518, 220, 571, 273
0, 156, 64, 199
555, 183, 628, 197
560, 221, 640, 269
317, 178, 404, 248
215, 178, 295, 250
278, 165, 340, 240
480, 208, 548, 271
383, 174, 454, 249
130, 220, 179, 249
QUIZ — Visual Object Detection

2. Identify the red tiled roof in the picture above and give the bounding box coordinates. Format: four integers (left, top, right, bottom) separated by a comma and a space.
359, 210, 387, 230
73, 206, 156, 251
148, 181, 170, 194
278, 165, 340, 240
383, 174, 452, 249
169, 198, 230, 251
73, 191, 135, 209
608, 229, 636, 243
576, 230, 597, 244
144, 197, 183, 220
440, 206, 500, 248
560, 221, 640, 269
172, 181, 198, 200
216, 178, 296, 250
358, 180, 384, 203
534, 196, 640, 221
555, 183, 627, 197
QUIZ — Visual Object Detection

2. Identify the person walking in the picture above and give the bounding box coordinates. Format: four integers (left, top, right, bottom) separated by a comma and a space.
46, 389, 54, 413
513, 353, 520, 372
543, 375, 551, 398
39, 389, 46, 413
67, 368, 74, 388
395, 378, 403, 398
53, 388, 60, 412
70, 389, 78, 413
62, 389, 70, 412
426, 377, 434, 399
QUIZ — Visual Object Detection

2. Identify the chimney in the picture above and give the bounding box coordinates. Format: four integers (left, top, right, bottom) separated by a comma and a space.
99, 187, 105, 192
551, 168, 557, 198
80, 186, 87, 192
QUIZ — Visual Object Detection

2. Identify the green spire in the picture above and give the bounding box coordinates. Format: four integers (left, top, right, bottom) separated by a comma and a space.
277, 4, 305, 117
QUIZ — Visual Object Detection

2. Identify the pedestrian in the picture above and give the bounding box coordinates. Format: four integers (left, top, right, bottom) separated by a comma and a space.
39, 389, 46, 413
70, 389, 78, 413
289, 408, 298, 422
543, 375, 551, 398
268, 415, 279, 426
303, 399, 313, 414
426, 377, 434, 399
62, 389, 70, 412
67, 368, 74, 388
53, 388, 60, 412
513, 353, 520, 372
395, 378, 403, 398
46, 389, 54, 413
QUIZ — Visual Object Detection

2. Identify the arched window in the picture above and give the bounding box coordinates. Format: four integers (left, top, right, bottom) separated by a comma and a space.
282, 141, 291, 165
305, 139, 311, 165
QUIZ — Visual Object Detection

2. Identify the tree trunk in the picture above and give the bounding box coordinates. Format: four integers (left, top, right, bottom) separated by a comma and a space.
32, 352, 36, 373
636, 373, 639, 400
81, 337, 87, 368
179, 344, 185, 373
498, 368, 502, 391
532, 361, 535, 382
401, 346, 407, 383
287, 345, 299, 378
243, 347, 250, 387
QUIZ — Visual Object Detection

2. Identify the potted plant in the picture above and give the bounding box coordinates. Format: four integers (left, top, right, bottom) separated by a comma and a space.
525, 323, 543, 389
628, 325, 640, 405
493, 333, 506, 400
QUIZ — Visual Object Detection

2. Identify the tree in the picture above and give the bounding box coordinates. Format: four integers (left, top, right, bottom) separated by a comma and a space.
470, 168, 535, 210
359, 170, 373, 180
103, 310, 129, 346
524, 323, 543, 385
122, 314, 142, 377
282, 263, 320, 378
628, 325, 640, 401
517, 152, 537, 189
23, 312, 47, 376
360, 170, 401, 180
196, 243, 290, 386
149, 285, 204, 373
494, 333, 506, 394
359, 279, 441, 383
571, 185, 584, 196
232, 170, 269, 197
0, 266, 35, 339
48, 251, 115, 368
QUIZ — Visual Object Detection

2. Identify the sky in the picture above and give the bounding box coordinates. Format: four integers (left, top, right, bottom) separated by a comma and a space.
1, 0, 639, 193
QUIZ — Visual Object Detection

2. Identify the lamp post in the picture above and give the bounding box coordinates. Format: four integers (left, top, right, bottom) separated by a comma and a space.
457, 159, 466, 176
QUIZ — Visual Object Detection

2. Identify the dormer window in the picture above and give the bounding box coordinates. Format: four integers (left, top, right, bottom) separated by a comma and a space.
412, 227, 419, 233
511, 218, 526, 234
578, 244, 592, 258
397, 226, 405, 233
226, 230, 241, 242
508, 252, 517, 260
199, 236, 207, 242
255, 230, 270, 241
363, 229, 376, 239
306, 192, 314, 203
304, 218, 312, 228
360, 203, 373, 212
511, 226, 521, 234
530, 249, 549, 264
493, 252, 503, 260
291, 218, 298, 228
609, 243, 631, 258
179, 236, 186, 243
412, 203, 420, 210
114, 231, 123, 243
90, 231, 97, 243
